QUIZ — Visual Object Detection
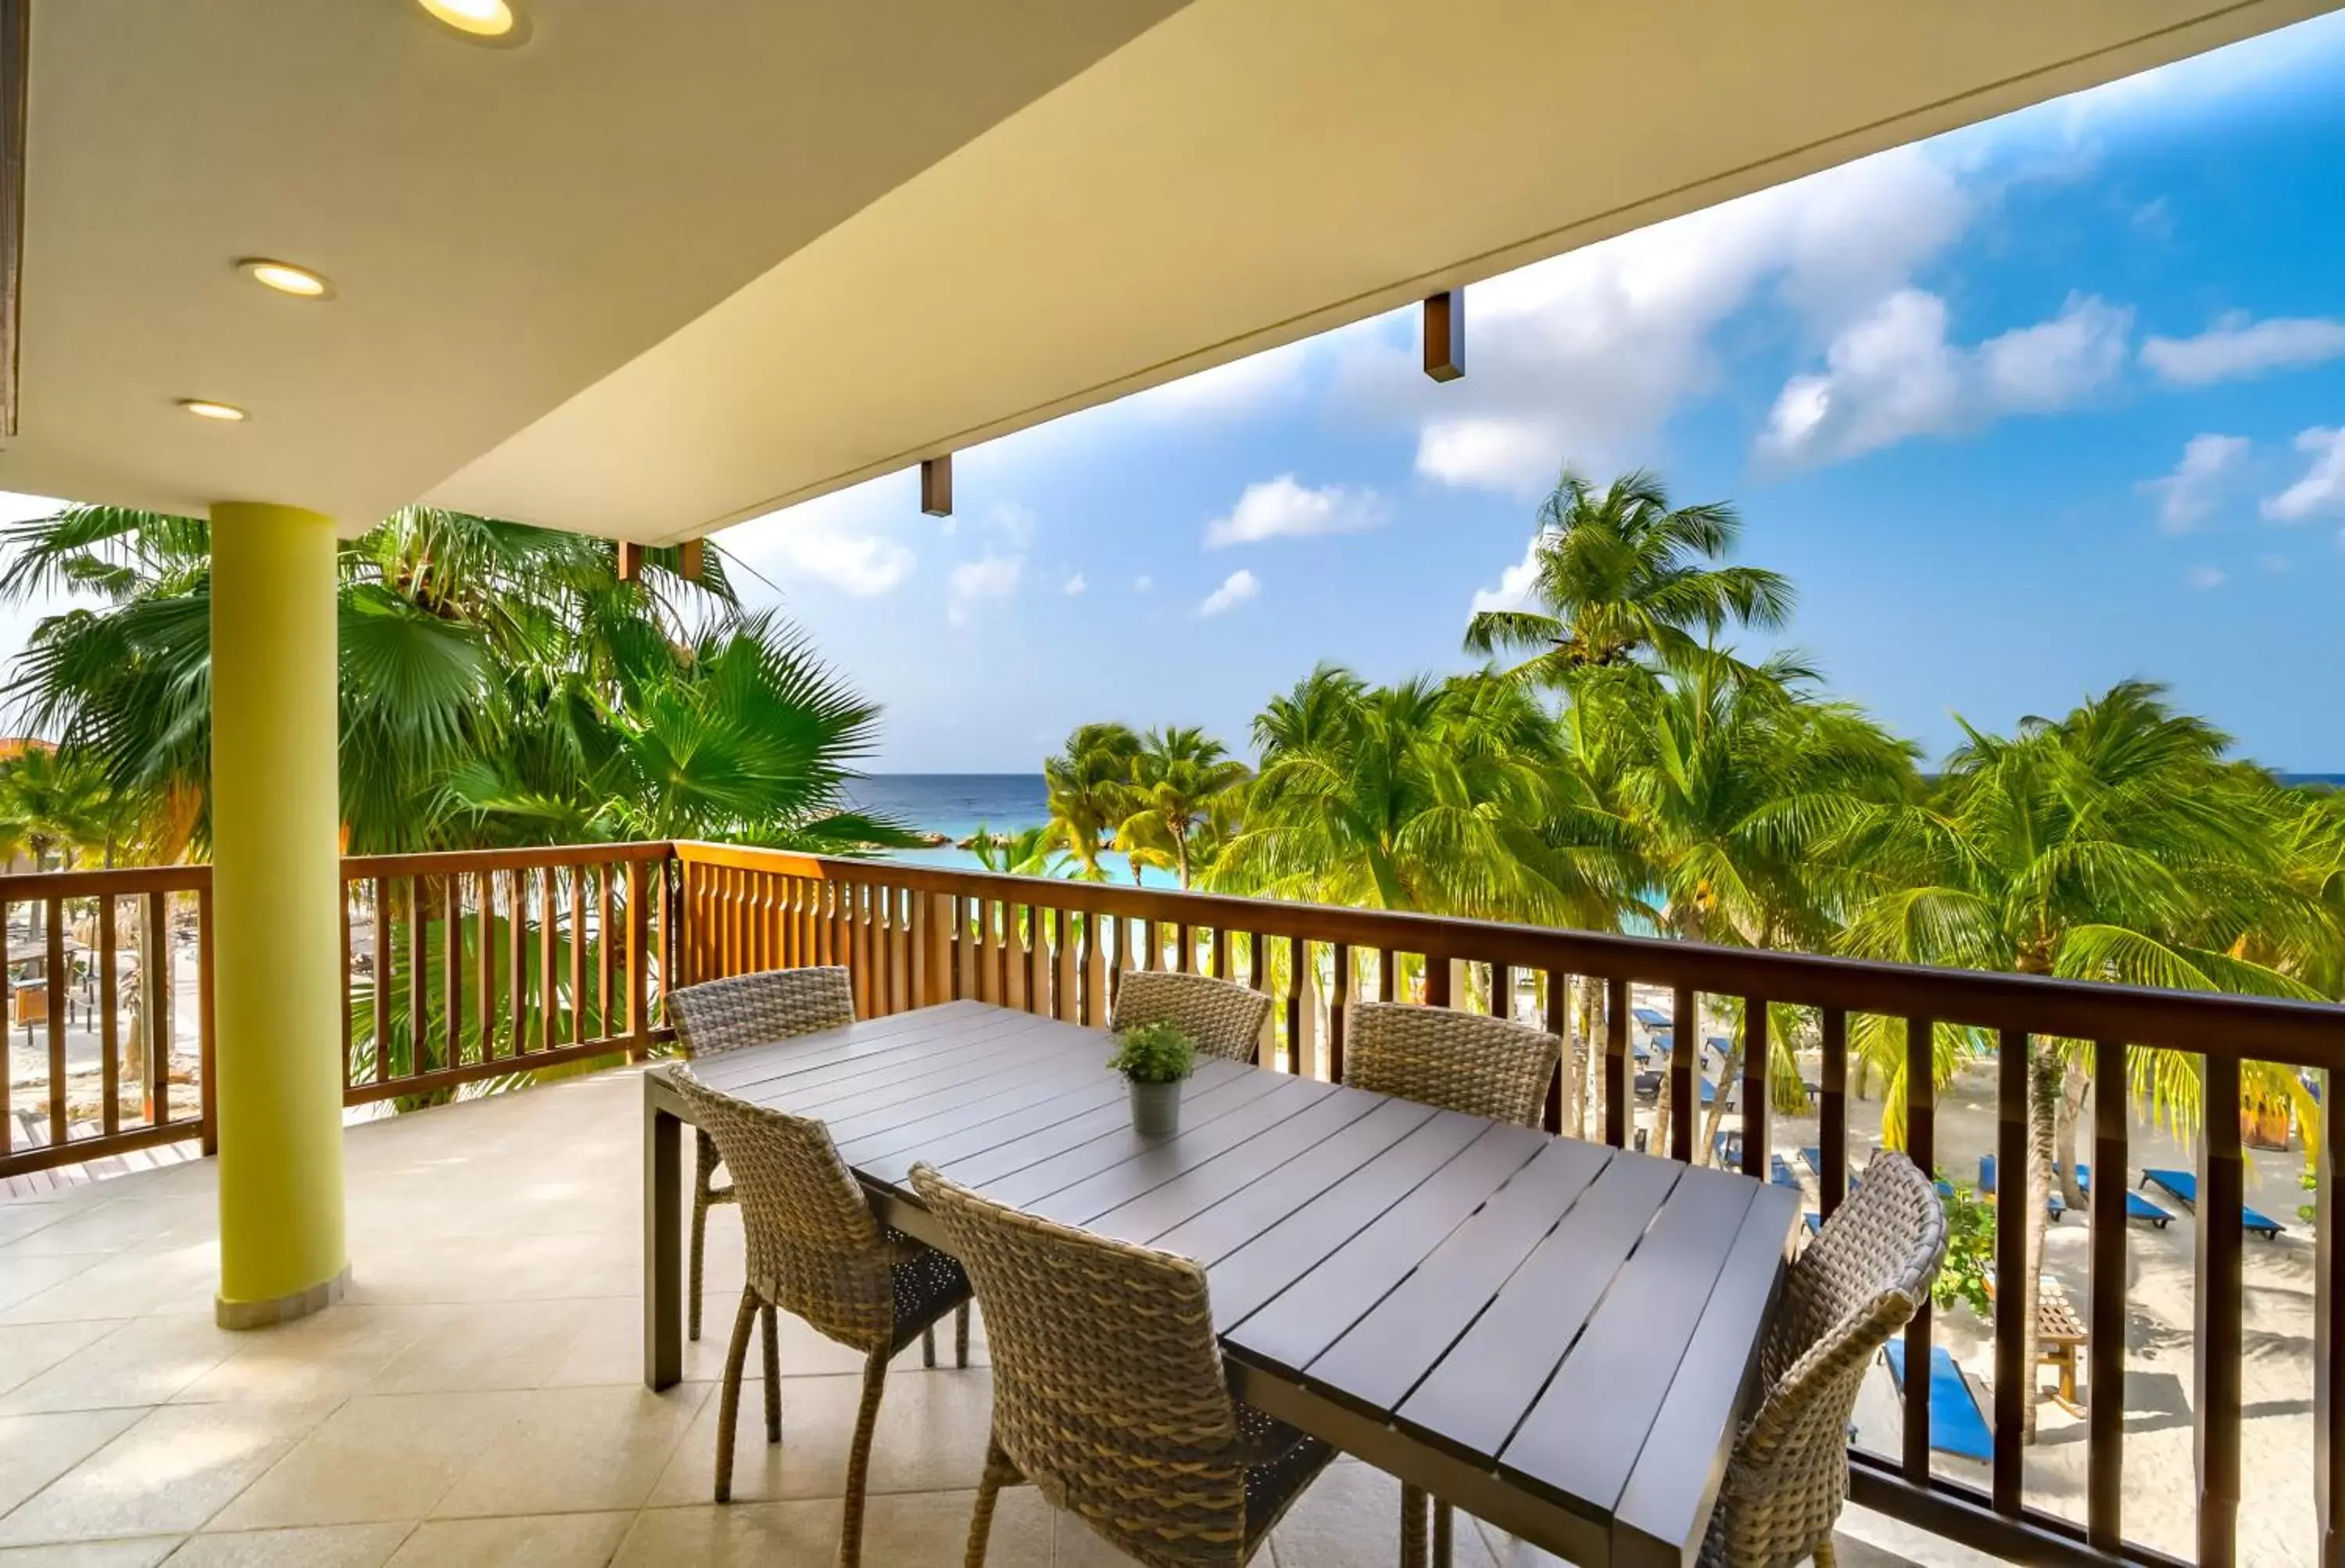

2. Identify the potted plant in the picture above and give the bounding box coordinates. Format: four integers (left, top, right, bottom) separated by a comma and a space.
1108, 1020, 1196, 1137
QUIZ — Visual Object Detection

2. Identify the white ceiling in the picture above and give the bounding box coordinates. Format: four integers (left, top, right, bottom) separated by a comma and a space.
5, 0, 2336, 541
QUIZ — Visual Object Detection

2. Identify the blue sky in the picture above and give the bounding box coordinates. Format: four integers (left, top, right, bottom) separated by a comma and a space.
9, 15, 2345, 774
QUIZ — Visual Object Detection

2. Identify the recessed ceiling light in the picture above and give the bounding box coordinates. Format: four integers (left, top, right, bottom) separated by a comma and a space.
416, 0, 528, 44
178, 399, 249, 422
238, 258, 334, 299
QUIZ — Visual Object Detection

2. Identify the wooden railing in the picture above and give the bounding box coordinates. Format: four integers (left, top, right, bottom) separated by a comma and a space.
337, 843, 678, 1104
0, 864, 214, 1180
669, 841, 2345, 1568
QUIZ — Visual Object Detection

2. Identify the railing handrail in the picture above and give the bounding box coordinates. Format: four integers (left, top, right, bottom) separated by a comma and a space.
338, 841, 677, 877
671, 841, 2345, 1068
0, 864, 211, 897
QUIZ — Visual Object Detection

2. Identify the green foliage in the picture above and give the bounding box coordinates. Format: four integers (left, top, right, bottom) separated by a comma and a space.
1108, 1021, 1197, 1084
1933, 1180, 1996, 1316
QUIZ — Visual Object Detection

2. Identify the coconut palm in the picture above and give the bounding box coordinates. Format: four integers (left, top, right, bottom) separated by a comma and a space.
1114, 726, 1249, 889
1463, 467, 1794, 681
968, 823, 1072, 879
1043, 722, 1142, 879
1835, 680, 2326, 1439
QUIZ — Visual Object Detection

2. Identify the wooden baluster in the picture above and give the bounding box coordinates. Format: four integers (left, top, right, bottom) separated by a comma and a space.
0, 904, 11, 1156
952, 896, 974, 1001
1328, 943, 1350, 1087
599, 864, 615, 1041
1424, 954, 1451, 1008
1139, 918, 1158, 973
539, 867, 557, 1053
406, 878, 428, 1076
567, 868, 585, 1045
978, 899, 1003, 1005
1379, 948, 1398, 1003
1077, 908, 1101, 1025
145, 890, 171, 1126
1739, 1000, 1767, 1180
1603, 976, 1629, 1149
507, 869, 527, 1059
337, 882, 353, 1097
1991, 1024, 2027, 1516
1667, 984, 1696, 1160
1541, 970, 1566, 1134
45, 897, 66, 1147
1210, 927, 1229, 981
1055, 907, 1079, 1022
97, 896, 119, 1137
478, 870, 497, 1065
2087, 1036, 2127, 1547
1283, 937, 1310, 1076
2197, 1050, 2245, 1568
445, 874, 464, 1069
626, 860, 651, 1058
890, 887, 913, 1014
196, 890, 216, 1151
373, 877, 394, 1083
1176, 923, 1194, 975
1821, 1010, 1849, 1220
1902, 1014, 1937, 1485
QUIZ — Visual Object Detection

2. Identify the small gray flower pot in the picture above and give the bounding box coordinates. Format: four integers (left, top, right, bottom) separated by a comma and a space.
1128, 1077, 1183, 1137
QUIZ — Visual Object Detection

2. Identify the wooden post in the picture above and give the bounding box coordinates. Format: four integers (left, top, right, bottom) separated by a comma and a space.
921, 454, 953, 517
678, 538, 705, 582
616, 541, 644, 582
1423, 290, 1463, 382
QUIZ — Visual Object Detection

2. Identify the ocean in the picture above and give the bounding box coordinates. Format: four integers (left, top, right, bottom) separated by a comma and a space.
845, 773, 1179, 884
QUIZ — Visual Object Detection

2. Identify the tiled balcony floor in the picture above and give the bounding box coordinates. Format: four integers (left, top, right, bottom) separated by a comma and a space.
0, 1068, 1967, 1566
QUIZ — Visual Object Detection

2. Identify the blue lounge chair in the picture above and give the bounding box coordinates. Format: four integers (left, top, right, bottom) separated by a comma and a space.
1881, 1340, 1992, 1462
1801, 1146, 1824, 1178
1770, 1153, 1800, 1190
2070, 1163, 2174, 1229
1803, 1212, 1822, 1236
1706, 1034, 1732, 1061
2140, 1169, 2284, 1240
1632, 1007, 1670, 1029
1977, 1155, 2067, 1222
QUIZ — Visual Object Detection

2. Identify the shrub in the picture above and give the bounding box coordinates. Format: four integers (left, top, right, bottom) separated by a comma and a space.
1933, 1180, 1995, 1316
1109, 1021, 1197, 1085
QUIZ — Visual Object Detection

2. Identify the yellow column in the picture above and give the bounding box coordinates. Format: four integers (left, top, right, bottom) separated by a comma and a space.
209, 502, 348, 1327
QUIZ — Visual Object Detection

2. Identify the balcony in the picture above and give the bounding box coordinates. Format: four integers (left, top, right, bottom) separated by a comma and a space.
3, 841, 2336, 1566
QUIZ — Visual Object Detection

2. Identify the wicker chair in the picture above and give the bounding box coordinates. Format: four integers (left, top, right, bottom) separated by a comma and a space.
671, 965, 968, 1366
1341, 1001, 1562, 1568
670, 1069, 975, 1567
1110, 969, 1273, 1065
908, 1162, 1334, 1568
1702, 1152, 1948, 1568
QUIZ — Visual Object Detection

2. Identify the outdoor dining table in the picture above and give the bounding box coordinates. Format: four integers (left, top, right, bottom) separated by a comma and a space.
642, 999, 1801, 1567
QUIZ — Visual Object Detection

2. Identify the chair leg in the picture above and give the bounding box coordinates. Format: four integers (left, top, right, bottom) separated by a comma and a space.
689, 1185, 711, 1343
1400, 1484, 1428, 1568
712, 1290, 758, 1504
965, 1437, 1013, 1568
955, 1301, 971, 1368
1814, 1540, 1838, 1568
761, 1303, 782, 1444
1433, 1499, 1453, 1568
922, 1323, 936, 1368
840, 1345, 890, 1568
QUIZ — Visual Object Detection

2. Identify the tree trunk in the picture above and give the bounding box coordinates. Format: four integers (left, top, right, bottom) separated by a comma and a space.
2053, 1058, 2089, 1211
2020, 1039, 2063, 1443
1573, 976, 1602, 1140
1699, 1032, 1741, 1169
1651, 1073, 1673, 1159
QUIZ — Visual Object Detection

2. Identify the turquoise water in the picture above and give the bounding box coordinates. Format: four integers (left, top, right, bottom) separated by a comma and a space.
846, 773, 1179, 887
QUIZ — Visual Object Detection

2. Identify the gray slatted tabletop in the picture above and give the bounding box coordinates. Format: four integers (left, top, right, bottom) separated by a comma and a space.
643, 1001, 1799, 1567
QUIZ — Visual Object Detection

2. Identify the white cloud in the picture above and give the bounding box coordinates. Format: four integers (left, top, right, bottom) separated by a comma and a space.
1133, 575, 1153, 594
1333, 143, 1973, 495
2186, 565, 2226, 591
1204, 475, 1386, 548
947, 553, 1022, 625
1130, 342, 1310, 421
1760, 292, 2131, 466
983, 502, 1037, 548
732, 485, 918, 597
1469, 535, 1545, 618
2257, 553, 2293, 575
2142, 314, 2345, 385
2262, 428, 2345, 524
1062, 572, 1087, 596
1199, 569, 1260, 618
2138, 434, 2248, 534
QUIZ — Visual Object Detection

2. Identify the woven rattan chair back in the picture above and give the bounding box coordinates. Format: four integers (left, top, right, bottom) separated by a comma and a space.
910, 1162, 1275, 1562
669, 1066, 905, 1354
1703, 1151, 1948, 1568
1341, 1001, 1560, 1128
1109, 969, 1272, 1065
671, 965, 854, 1058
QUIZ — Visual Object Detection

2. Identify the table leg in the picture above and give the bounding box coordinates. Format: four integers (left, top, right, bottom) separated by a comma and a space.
644, 1085, 682, 1390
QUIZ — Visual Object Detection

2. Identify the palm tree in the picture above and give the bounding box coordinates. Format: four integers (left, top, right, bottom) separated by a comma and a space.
1836, 680, 2325, 1440
968, 823, 1071, 879
1463, 467, 1794, 680
1115, 726, 1249, 889
1044, 722, 1142, 879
